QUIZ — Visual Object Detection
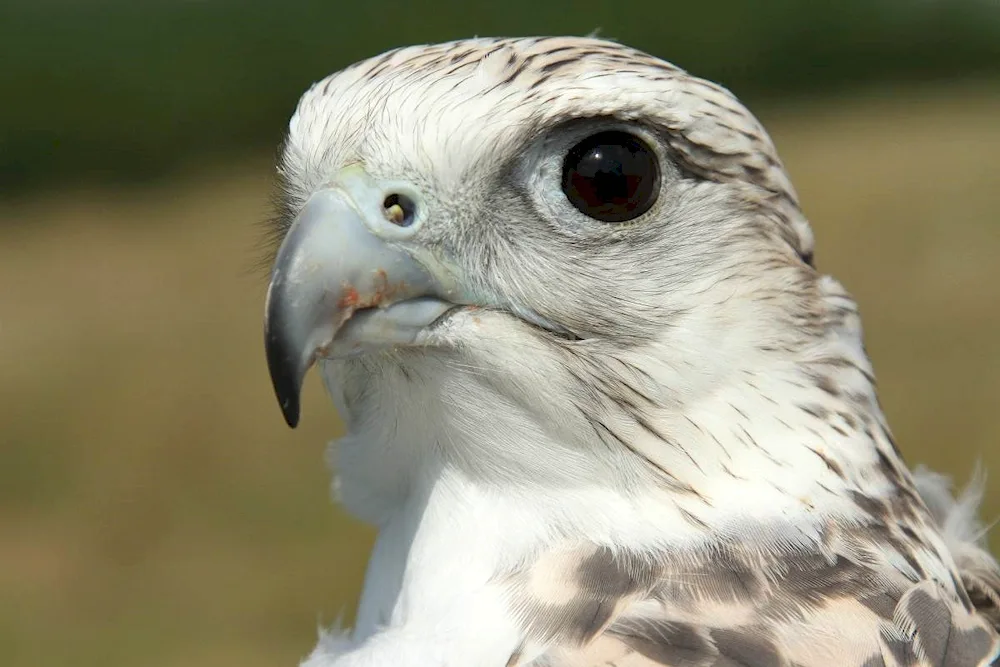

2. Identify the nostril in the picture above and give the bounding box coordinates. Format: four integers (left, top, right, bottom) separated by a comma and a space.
382, 193, 417, 227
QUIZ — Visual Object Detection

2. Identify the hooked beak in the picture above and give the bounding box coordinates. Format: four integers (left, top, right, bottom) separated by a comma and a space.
264, 168, 461, 428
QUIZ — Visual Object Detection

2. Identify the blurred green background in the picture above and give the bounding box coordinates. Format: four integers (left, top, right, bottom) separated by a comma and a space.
1, 2, 998, 666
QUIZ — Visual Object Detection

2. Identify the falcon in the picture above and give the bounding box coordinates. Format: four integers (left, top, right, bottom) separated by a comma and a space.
261, 37, 1000, 667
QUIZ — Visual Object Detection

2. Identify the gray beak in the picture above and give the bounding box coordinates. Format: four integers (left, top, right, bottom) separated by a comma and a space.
264, 168, 460, 427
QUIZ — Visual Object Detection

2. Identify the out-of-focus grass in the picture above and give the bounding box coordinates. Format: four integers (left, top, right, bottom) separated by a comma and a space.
0, 84, 998, 667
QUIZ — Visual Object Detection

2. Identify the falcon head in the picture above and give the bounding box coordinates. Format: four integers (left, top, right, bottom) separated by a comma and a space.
265, 37, 823, 445
263, 37, 1000, 667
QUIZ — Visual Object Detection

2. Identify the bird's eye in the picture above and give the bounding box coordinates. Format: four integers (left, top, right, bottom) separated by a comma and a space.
561, 131, 660, 223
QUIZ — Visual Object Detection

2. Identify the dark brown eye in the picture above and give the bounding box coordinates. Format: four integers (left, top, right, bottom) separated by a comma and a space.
561, 131, 660, 223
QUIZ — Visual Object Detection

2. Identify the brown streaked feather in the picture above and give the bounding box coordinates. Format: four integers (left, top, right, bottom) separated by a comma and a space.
502, 518, 999, 667
879, 582, 998, 667
912, 468, 1000, 635
962, 565, 1000, 632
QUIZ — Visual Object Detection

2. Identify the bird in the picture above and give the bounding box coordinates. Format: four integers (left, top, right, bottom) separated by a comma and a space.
261, 36, 1000, 667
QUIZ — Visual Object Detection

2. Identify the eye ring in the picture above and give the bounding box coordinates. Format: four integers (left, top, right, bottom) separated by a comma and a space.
561, 130, 660, 223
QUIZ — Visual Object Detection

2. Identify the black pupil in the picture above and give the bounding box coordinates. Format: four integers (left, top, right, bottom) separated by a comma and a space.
561, 131, 659, 223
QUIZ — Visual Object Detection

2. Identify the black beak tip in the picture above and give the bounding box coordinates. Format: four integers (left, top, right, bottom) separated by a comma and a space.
268, 361, 303, 429
265, 332, 304, 430
279, 395, 301, 429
